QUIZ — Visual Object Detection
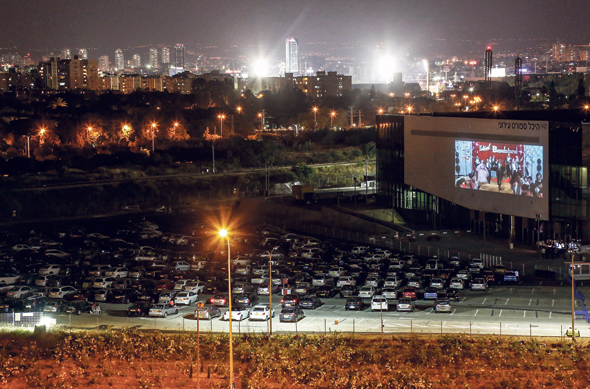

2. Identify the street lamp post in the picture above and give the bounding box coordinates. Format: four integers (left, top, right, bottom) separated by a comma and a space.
26, 135, 31, 158
266, 246, 278, 335
313, 107, 318, 128
218, 229, 234, 388
365, 156, 369, 202
218, 115, 225, 138
87, 126, 92, 144
330, 111, 336, 129
151, 123, 157, 152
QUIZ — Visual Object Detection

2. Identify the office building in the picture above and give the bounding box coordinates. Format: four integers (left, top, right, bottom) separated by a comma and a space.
286, 37, 299, 74
376, 110, 590, 245
132, 53, 141, 68
114, 49, 124, 71
78, 48, 88, 60
174, 44, 185, 69
98, 55, 109, 72
149, 48, 158, 68
162, 47, 170, 64
61, 48, 71, 60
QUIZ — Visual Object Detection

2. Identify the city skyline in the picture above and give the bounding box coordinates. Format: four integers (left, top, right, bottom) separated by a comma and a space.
1, 0, 589, 58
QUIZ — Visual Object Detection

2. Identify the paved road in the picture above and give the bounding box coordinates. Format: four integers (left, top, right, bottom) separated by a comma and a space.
51, 281, 590, 338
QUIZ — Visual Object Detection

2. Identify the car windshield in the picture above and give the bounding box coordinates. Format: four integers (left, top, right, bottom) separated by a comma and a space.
253, 307, 265, 312
282, 309, 294, 313
152, 305, 165, 309
49, 288, 60, 292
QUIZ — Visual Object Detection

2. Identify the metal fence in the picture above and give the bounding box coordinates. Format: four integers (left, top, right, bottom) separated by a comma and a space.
0, 312, 45, 328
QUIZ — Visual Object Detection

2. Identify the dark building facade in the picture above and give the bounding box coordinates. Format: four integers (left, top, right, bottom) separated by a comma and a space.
376, 110, 590, 244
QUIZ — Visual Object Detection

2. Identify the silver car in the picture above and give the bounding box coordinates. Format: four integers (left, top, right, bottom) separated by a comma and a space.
149, 303, 179, 317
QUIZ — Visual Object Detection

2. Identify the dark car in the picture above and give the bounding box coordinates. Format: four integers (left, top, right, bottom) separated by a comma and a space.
279, 307, 305, 322
209, 294, 230, 307
63, 300, 92, 315
65, 289, 95, 302
0, 299, 23, 312
23, 295, 48, 312
345, 296, 366, 311
113, 289, 139, 304
43, 300, 66, 314
126, 301, 152, 317
316, 285, 337, 298
339, 284, 357, 298
233, 293, 259, 308
280, 294, 300, 308
300, 295, 322, 309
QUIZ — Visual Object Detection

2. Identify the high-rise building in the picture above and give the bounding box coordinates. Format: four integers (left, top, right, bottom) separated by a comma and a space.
162, 47, 170, 64
174, 44, 185, 69
286, 37, 299, 74
149, 48, 158, 68
39, 57, 99, 90
98, 55, 109, 72
132, 53, 141, 68
115, 49, 124, 71
61, 48, 71, 60
78, 48, 88, 60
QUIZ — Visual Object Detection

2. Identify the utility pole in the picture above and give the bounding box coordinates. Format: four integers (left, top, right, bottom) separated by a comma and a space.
349, 106, 354, 128
358, 110, 362, 127
211, 142, 215, 174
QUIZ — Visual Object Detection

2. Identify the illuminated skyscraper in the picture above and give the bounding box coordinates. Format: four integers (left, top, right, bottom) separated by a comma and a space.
149, 48, 158, 68
162, 47, 170, 64
115, 49, 124, 71
174, 44, 185, 69
61, 48, 71, 60
285, 37, 299, 74
78, 48, 88, 60
132, 53, 141, 68
98, 55, 109, 72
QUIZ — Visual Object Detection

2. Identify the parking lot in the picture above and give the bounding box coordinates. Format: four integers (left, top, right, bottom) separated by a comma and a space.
0, 209, 586, 338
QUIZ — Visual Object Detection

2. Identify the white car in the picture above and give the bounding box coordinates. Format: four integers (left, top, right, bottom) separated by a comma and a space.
383, 277, 402, 288
6, 286, 33, 299
140, 230, 162, 239
174, 291, 199, 305
371, 295, 388, 311
12, 244, 35, 251
358, 286, 376, 299
39, 264, 61, 276
364, 277, 380, 288
470, 258, 484, 269
184, 281, 205, 293
449, 278, 464, 290
257, 283, 278, 295
249, 304, 274, 321
351, 246, 368, 254
93, 277, 116, 289
328, 267, 347, 278
223, 306, 250, 321
336, 276, 356, 288
88, 265, 111, 277
389, 260, 405, 269
0, 273, 20, 285
174, 279, 193, 291
48, 286, 77, 299
396, 298, 415, 312
44, 249, 70, 258
35, 275, 52, 287
105, 267, 129, 278
381, 288, 397, 300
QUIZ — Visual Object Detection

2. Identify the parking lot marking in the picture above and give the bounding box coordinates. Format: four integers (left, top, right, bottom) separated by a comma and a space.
426, 308, 433, 315
505, 298, 509, 305
552, 300, 555, 307
482, 298, 487, 305
475, 309, 479, 316
528, 299, 532, 306
451, 309, 456, 315
499, 310, 502, 317
549, 312, 552, 319
532, 288, 535, 294
523, 311, 526, 318
459, 297, 465, 304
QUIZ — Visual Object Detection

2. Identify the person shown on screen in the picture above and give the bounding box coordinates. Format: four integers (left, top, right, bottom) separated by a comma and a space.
510, 169, 521, 195
477, 160, 488, 187
534, 173, 543, 198
496, 160, 504, 192
486, 158, 493, 184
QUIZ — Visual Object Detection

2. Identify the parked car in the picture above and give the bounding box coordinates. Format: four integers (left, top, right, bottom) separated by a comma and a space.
396, 298, 415, 312
195, 304, 222, 320
345, 296, 366, 311
434, 298, 452, 313
93, 277, 116, 289
63, 300, 92, 315
279, 307, 305, 322
471, 278, 488, 291
504, 271, 519, 282
105, 267, 129, 278
94, 288, 115, 302
316, 285, 337, 298
223, 305, 250, 321
249, 304, 274, 321
339, 285, 357, 298
175, 291, 199, 306
371, 295, 388, 311
38, 264, 61, 276
449, 277, 464, 290
402, 286, 417, 300
381, 288, 397, 300
423, 287, 438, 300
234, 293, 259, 308
300, 295, 322, 309
112, 289, 139, 304
6, 286, 34, 299
148, 302, 179, 317
23, 295, 47, 312
127, 301, 152, 317
48, 286, 77, 299
281, 294, 300, 308
209, 294, 230, 307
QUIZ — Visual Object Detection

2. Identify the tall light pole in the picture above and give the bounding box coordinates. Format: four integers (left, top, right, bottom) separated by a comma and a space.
330, 111, 336, 129
87, 126, 92, 144
25, 135, 31, 158
218, 115, 225, 138
218, 229, 234, 388
266, 246, 278, 336
313, 107, 318, 128
151, 123, 157, 152
365, 156, 369, 202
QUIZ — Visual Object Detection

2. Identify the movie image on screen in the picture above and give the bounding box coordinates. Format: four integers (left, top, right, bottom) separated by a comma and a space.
455, 140, 544, 198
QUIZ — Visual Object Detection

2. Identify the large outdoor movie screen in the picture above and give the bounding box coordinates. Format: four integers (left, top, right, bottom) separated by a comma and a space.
455, 140, 544, 198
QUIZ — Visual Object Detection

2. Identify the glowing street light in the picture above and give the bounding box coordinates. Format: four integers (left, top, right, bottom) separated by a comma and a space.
218, 115, 225, 138
312, 107, 319, 126
330, 111, 336, 129
258, 112, 264, 132
493, 106, 499, 112
87, 126, 92, 143
236, 106, 242, 114
151, 122, 157, 152
407, 106, 413, 114
218, 228, 234, 388
378, 108, 384, 114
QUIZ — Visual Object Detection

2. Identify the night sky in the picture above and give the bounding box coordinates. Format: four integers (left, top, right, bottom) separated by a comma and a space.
1, 0, 589, 56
